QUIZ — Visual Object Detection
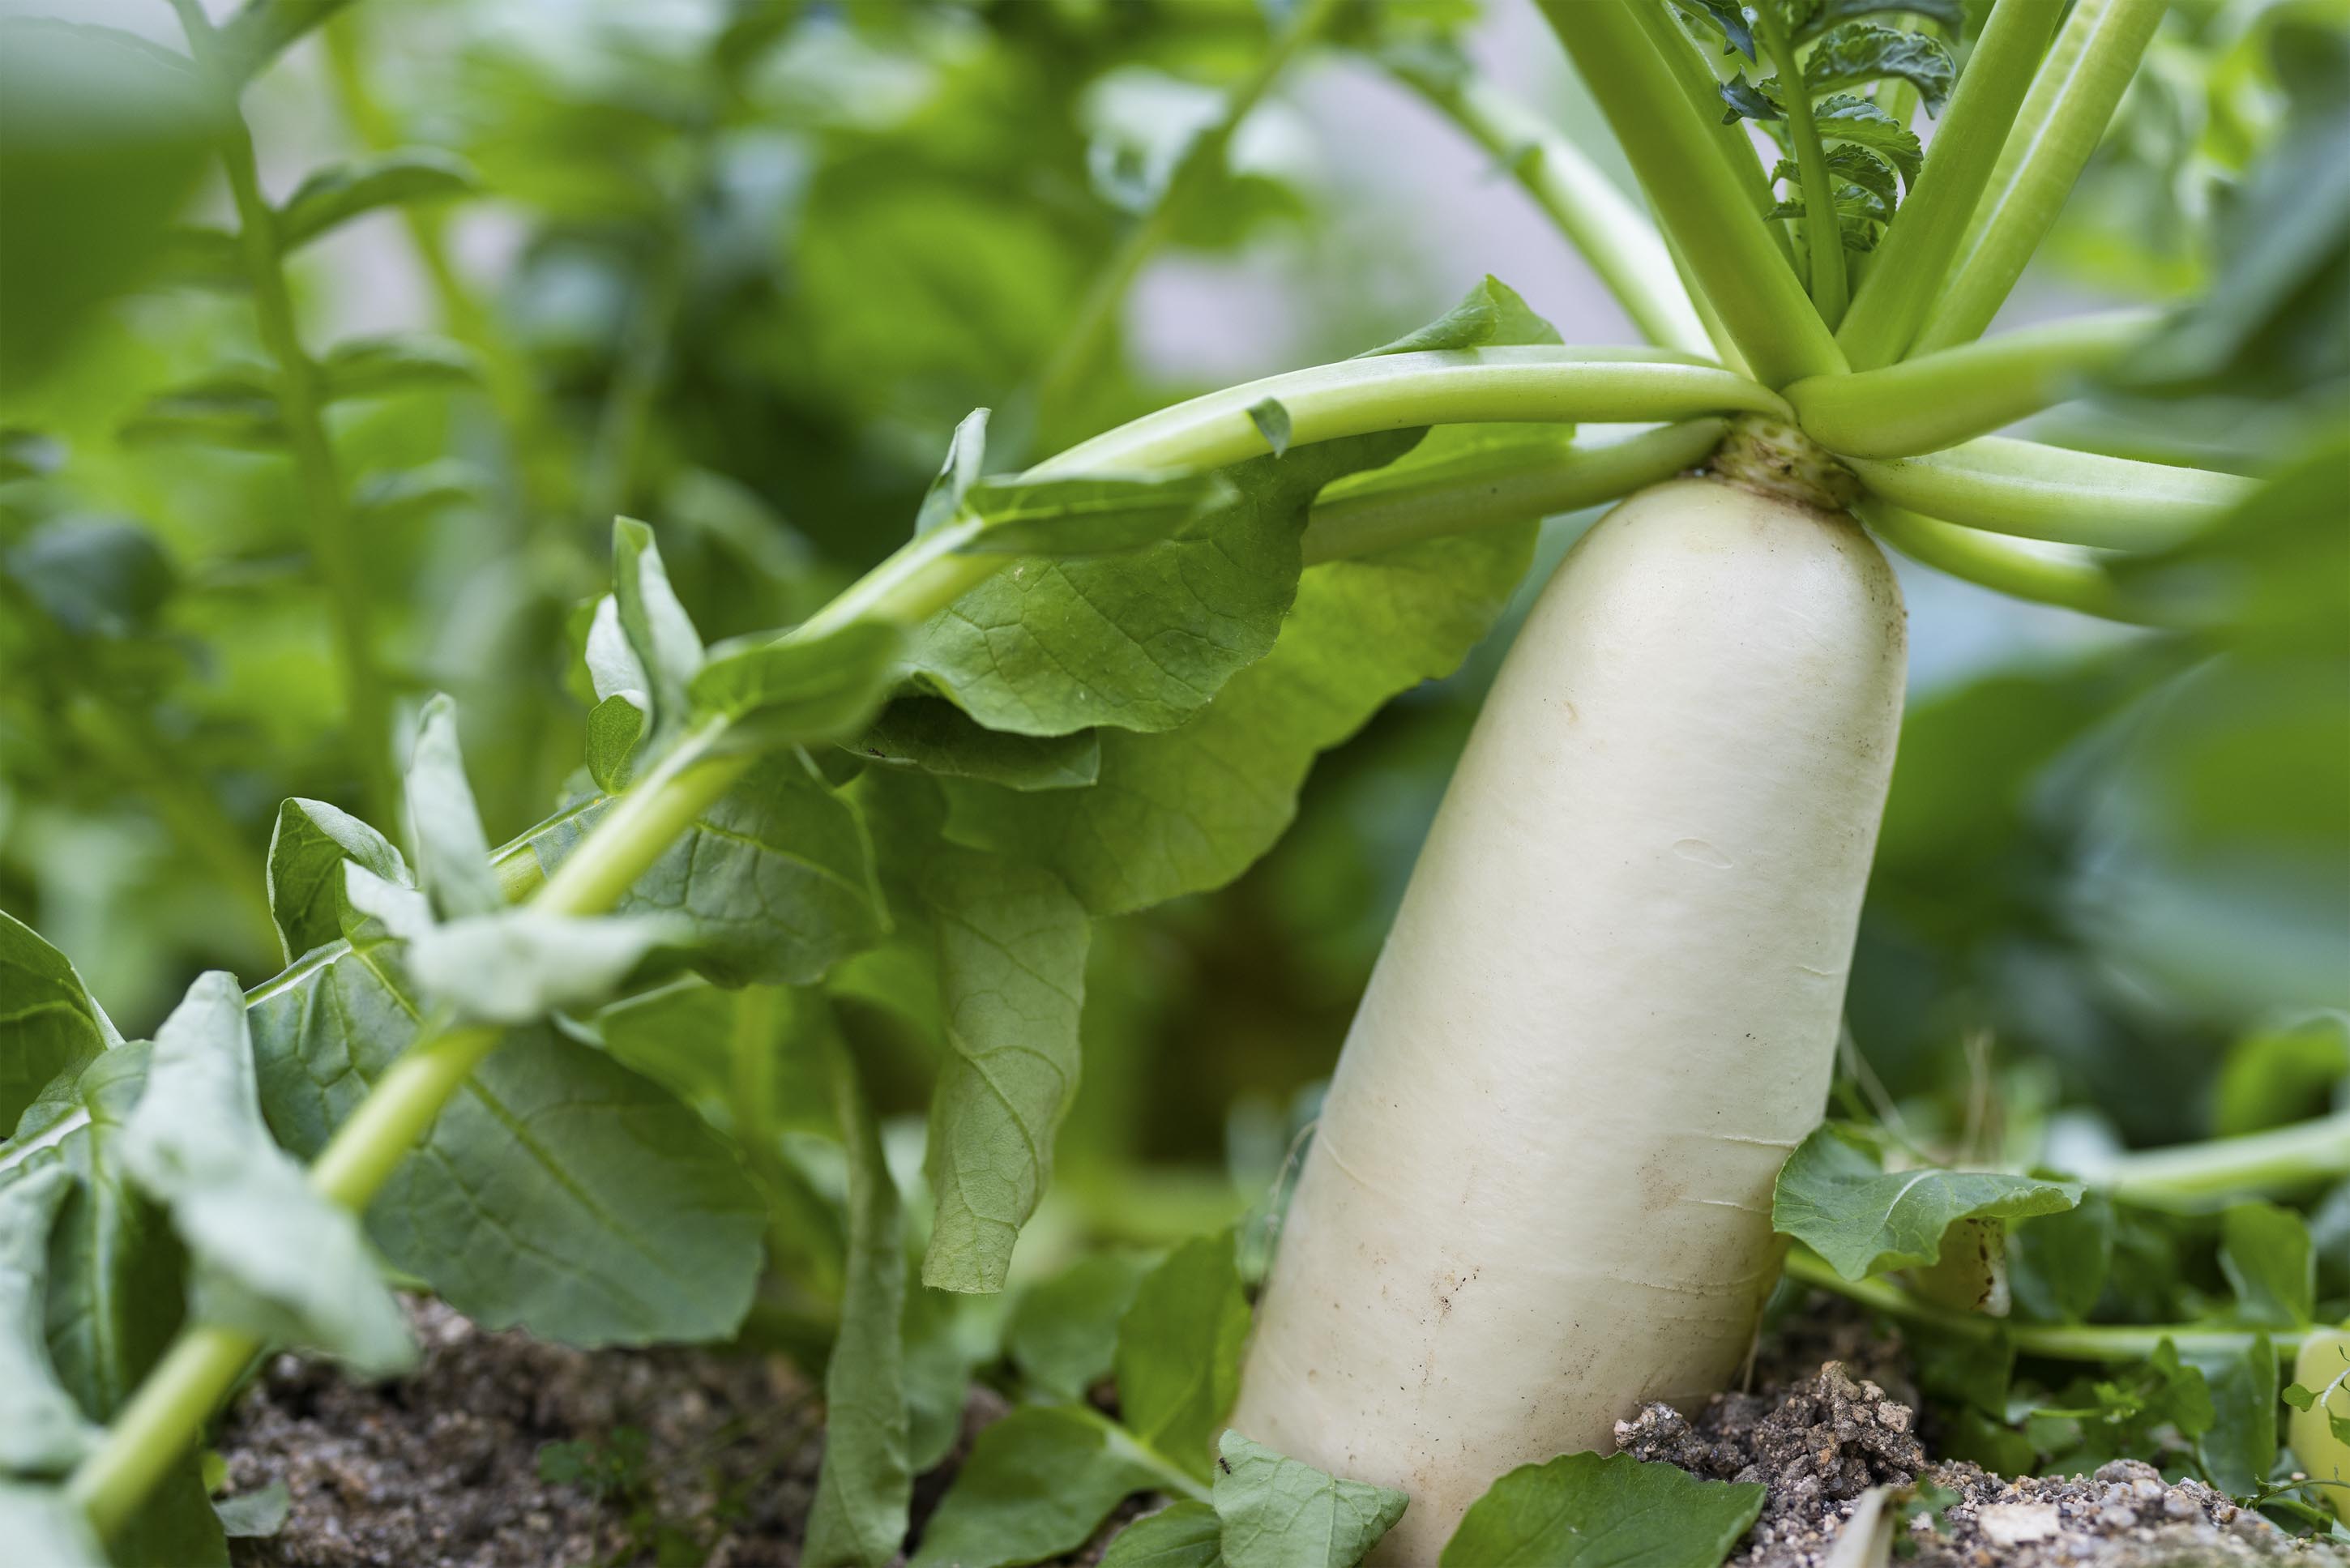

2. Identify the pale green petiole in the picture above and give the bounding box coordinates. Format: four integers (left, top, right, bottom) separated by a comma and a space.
2095, 1109, 2350, 1211
1848, 437, 2256, 549
1788, 310, 2160, 459
1860, 502, 2146, 623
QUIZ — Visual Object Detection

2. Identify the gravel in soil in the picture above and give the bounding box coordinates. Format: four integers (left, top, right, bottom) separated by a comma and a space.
1618, 1363, 2349, 1568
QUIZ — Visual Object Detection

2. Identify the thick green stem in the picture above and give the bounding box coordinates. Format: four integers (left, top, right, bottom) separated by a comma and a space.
1028, 0, 1341, 442
1784, 1250, 2322, 1362
66, 1327, 260, 1537
1861, 502, 2147, 622
1758, 5, 1848, 327
1536, 0, 1841, 386
1301, 420, 1726, 562
1788, 310, 2160, 458
1848, 436, 2254, 549
175, 0, 399, 825
1389, 53, 1711, 356
1913, 0, 2168, 354
1836, 0, 2065, 370
2096, 1110, 2350, 1209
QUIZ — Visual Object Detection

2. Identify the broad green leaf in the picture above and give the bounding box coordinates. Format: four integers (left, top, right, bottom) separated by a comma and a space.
920, 849, 1091, 1293
266, 798, 410, 963
276, 148, 476, 251
591, 977, 835, 1145
909, 1407, 1164, 1568
2220, 1202, 2314, 1327
691, 621, 907, 742
957, 472, 1240, 557
246, 951, 767, 1348
1810, 95, 1922, 186
121, 973, 412, 1375
404, 694, 502, 920
1214, 1433, 1407, 1568
1801, 23, 1954, 114
1357, 274, 1562, 357
0, 909, 111, 1137
585, 694, 647, 791
916, 407, 991, 537
2193, 1333, 2279, 1499
0, 1165, 98, 1473
2008, 1190, 2114, 1324
318, 334, 481, 400
1771, 1126, 2082, 1281
1116, 1231, 1250, 1481
1100, 1501, 1221, 1568
403, 908, 680, 1025
0, 1480, 105, 1568
351, 459, 487, 527
904, 1280, 984, 1472
804, 1041, 911, 1568
1006, 1250, 1156, 1401
2214, 1016, 2349, 1136
529, 753, 887, 987
903, 437, 1411, 737
945, 513, 1534, 915
1439, 1451, 1763, 1568
856, 699, 1100, 792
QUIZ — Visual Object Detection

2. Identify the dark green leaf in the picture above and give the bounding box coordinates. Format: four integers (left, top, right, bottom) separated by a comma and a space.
276, 148, 476, 251
0, 1164, 98, 1473
908, 1406, 1164, 1568
905, 438, 1401, 738
247, 952, 767, 1348
1116, 1231, 1250, 1481
1810, 95, 1922, 185
2193, 1333, 2279, 1499
1719, 74, 1784, 123
804, 1040, 911, 1568
691, 621, 907, 744
1802, 23, 1954, 115
1216, 1432, 1407, 1568
2008, 1190, 2114, 1324
1100, 1500, 1222, 1568
319, 334, 481, 400
604, 518, 707, 763
1247, 398, 1292, 458
1772, 1126, 2082, 1280
854, 699, 1100, 793
585, 694, 647, 792
921, 850, 1091, 1293
957, 472, 1239, 558
118, 380, 286, 450
2214, 1017, 2349, 1136
942, 501, 1533, 915
1357, 275, 1563, 357
266, 798, 410, 963
0, 910, 112, 1137
1676, 1, 1759, 62
1006, 1251, 1156, 1402
2220, 1202, 2314, 1327
1772, 144, 1900, 204
1440, 1451, 1763, 1568
121, 972, 413, 1374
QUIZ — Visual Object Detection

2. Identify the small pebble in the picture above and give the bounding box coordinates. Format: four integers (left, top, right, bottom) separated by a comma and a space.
2097, 1505, 2138, 1531
2161, 1490, 2198, 1520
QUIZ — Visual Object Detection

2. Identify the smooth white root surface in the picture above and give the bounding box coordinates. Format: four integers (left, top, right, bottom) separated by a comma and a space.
1230, 477, 1907, 1564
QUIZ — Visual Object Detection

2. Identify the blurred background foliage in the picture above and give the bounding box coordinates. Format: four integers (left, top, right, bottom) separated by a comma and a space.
0, 0, 2343, 1257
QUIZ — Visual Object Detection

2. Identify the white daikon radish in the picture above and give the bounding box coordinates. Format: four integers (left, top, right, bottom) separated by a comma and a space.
1231, 475, 1907, 1564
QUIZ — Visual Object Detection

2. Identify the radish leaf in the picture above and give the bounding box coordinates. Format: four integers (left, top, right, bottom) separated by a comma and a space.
276, 149, 475, 253
910, 1407, 1165, 1568
919, 849, 1090, 1293
1116, 1230, 1249, 1482
1801, 23, 1954, 114
1006, 1251, 1156, 1403
0, 1165, 98, 1472
2219, 1202, 2314, 1327
1357, 274, 1562, 357
692, 620, 905, 741
854, 699, 1100, 792
1440, 1451, 1763, 1568
266, 798, 409, 963
956, 472, 1237, 558
1100, 1499, 1220, 1567
1772, 1125, 2082, 1280
0, 1480, 105, 1568
1214, 1431, 1408, 1568
0, 912, 112, 1135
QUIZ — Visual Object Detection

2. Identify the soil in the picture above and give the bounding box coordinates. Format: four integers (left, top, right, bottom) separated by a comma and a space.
219, 1296, 2348, 1568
